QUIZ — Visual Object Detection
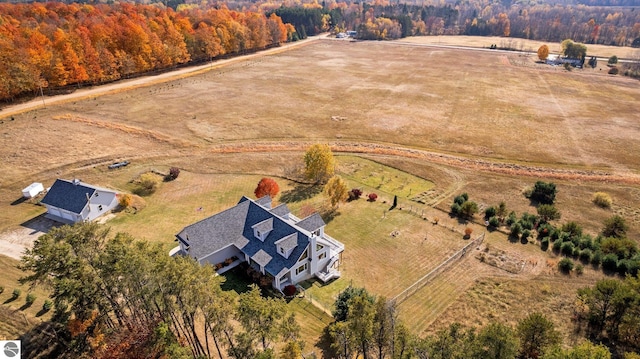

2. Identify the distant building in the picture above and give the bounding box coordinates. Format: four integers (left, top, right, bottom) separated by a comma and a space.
346, 30, 357, 37
174, 196, 344, 292
40, 179, 118, 224
546, 54, 584, 67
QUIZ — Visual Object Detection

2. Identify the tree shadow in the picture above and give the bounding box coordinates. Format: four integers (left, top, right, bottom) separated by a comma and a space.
219, 266, 252, 294
36, 308, 51, 317
520, 237, 529, 245
19, 321, 63, 358
320, 207, 341, 224
280, 184, 322, 203
315, 325, 336, 359
4, 296, 18, 304
508, 234, 520, 243
19, 302, 34, 311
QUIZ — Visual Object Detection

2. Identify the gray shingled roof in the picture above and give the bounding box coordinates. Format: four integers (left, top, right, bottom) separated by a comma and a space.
270, 203, 291, 217
40, 179, 96, 214
255, 196, 272, 208
275, 233, 298, 253
176, 200, 250, 260
177, 196, 315, 278
252, 218, 273, 234
251, 249, 272, 267
296, 213, 326, 232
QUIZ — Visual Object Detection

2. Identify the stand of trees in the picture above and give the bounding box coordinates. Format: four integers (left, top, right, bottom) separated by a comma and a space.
325, 286, 634, 358
0, 2, 290, 101
19, 223, 302, 358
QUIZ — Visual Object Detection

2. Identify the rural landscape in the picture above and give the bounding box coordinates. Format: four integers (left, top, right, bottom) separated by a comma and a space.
1, 0, 640, 358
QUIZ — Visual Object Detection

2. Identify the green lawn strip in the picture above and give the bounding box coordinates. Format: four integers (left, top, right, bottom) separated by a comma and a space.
336, 155, 434, 199
107, 172, 263, 243
286, 297, 333, 354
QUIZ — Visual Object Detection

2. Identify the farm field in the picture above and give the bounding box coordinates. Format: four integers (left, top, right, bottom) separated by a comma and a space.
0, 38, 639, 356
399, 35, 640, 59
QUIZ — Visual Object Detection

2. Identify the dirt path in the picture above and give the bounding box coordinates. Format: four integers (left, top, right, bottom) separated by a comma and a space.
0, 35, 322, 118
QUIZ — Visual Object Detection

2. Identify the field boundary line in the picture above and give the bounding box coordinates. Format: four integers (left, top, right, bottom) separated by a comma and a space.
391, 232, 485, 305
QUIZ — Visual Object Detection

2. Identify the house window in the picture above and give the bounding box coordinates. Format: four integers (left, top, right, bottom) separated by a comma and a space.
319, 252, 326, 260
295, 263, 308, 275
94, 192, 99, 197
299, 249, 308, 261
280, 247, 284, 254
316, 243, 323, 251
98, 205, 103, 211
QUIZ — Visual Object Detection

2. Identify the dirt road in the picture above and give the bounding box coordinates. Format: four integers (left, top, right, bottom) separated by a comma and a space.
0, 35, 321, 118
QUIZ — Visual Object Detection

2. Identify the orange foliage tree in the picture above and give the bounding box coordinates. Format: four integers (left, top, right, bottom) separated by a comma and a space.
0, 2, 291, 101
254, 177, 280, 199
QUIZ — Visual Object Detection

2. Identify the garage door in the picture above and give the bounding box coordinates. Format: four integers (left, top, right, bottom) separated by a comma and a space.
49, 208, 61, 217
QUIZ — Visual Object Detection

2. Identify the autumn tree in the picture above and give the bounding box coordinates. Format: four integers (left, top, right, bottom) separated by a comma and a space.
324, 175, 349, 208
538, 44, 550, 61
118, 193, 132, 208
304, 143, 335, 184
562, 39, 587, 59
254, 177, 280, 199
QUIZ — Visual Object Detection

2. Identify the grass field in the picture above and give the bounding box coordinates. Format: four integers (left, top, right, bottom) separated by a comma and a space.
0, 38, 638, 355
399, 35, 640, 59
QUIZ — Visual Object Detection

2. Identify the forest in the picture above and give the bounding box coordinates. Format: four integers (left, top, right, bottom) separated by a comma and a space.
1, 0, 639, 102
0, 2, 291, 101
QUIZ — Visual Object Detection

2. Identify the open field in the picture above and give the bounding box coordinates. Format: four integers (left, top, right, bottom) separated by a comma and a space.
399, 35, 640, 59
0, 38, 638, 355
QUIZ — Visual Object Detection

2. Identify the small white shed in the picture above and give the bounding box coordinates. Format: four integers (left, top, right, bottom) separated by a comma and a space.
22, 182, 44, 198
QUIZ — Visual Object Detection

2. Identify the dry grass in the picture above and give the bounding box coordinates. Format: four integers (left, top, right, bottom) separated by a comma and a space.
2, 39, 639, 187
0, 38, 638, 354
399, 35, 640, 59
0, 255, 51, 340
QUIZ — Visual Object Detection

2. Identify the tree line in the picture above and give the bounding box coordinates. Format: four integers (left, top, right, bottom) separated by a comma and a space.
0, 2, 291, 102
19, 223, 303, 358
324, 285, 640, 358
257, 1, 640, 45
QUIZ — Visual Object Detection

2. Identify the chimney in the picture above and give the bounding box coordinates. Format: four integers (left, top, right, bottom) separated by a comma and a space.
73, 178, 81, 185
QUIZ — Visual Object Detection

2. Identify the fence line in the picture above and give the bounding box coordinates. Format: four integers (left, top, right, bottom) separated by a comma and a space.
391, 232, 485, 305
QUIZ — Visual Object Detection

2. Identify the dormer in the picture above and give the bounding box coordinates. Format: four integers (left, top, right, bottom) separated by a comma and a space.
275, 233, 298, 259
252, 218, 273, 241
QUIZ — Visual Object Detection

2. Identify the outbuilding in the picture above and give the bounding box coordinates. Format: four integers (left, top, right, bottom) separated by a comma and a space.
22, 182, 44, 198
40, 179, 118, 224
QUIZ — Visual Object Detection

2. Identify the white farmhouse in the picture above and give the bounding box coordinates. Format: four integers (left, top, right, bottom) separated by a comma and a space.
174, 196, 344, 292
